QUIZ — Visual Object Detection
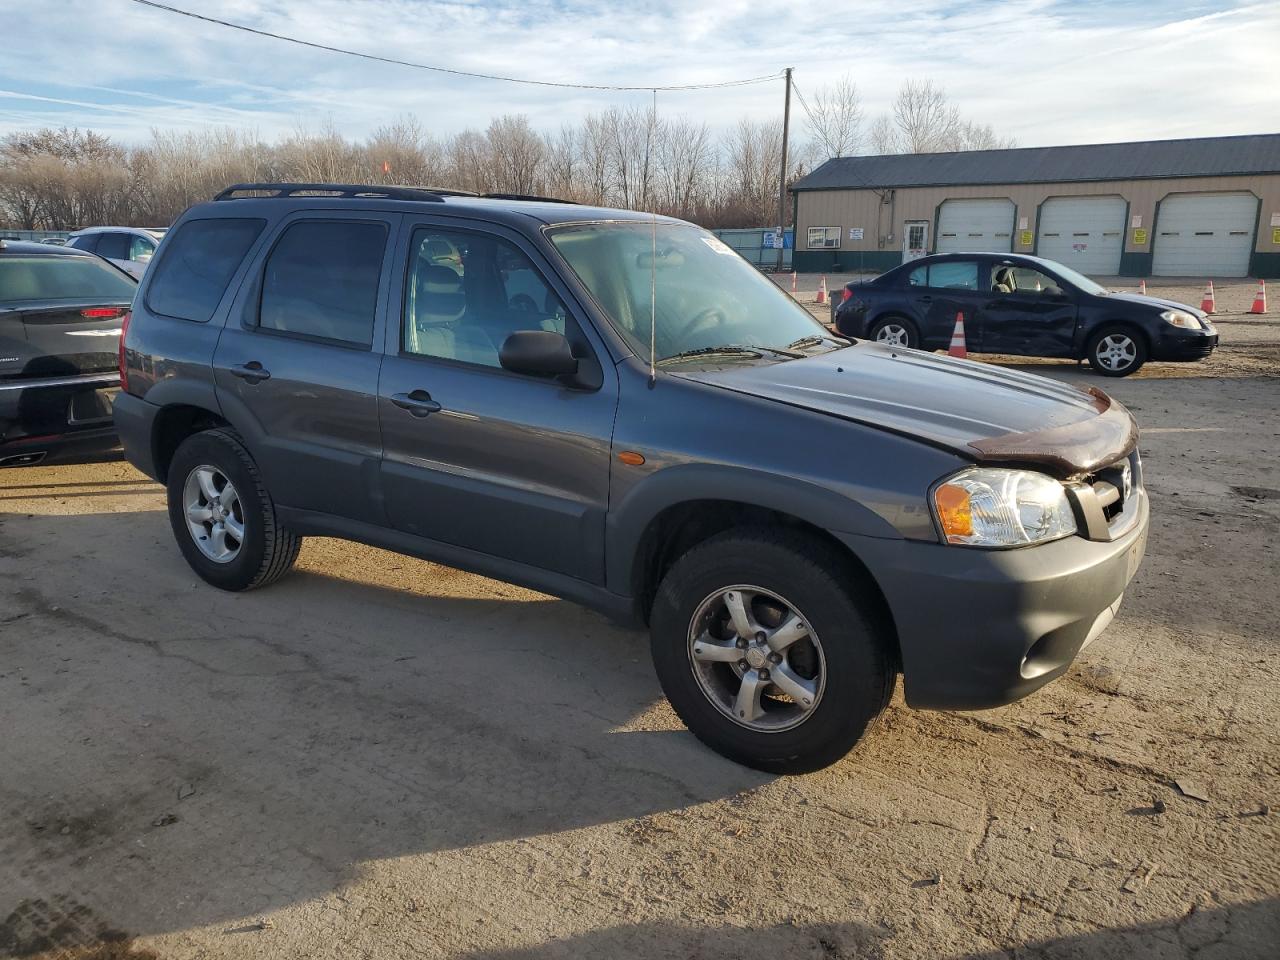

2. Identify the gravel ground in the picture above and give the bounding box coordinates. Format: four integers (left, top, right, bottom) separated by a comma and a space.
1, 332, 1278, 958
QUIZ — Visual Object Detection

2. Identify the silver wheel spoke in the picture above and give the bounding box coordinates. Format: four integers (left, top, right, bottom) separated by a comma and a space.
208, 524, 229, 557
734, 669, 766, 723
766, 613, 808, 653
218, 482, 238, 511
723, 590, 757, 639
223, 514, 245, 544
770, 662, 818, 708
692, 633, 745, 663
186, 503, 213, 523
196, 468, 220, 504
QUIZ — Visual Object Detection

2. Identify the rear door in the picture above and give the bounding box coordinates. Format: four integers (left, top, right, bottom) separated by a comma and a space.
982, 261, 1078, 357
212, 211, 397, 525
907, 259, 987, 348
376, 218, 617, 583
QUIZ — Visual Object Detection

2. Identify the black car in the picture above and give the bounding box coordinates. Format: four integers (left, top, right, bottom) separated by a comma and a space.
833, 252, 1217, 376
0, 239, 136, 465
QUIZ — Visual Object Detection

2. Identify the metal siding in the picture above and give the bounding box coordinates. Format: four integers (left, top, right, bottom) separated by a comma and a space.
1152, 193, 1258, 277
1036, 196, 1127, 274
936, 199, 1015, 253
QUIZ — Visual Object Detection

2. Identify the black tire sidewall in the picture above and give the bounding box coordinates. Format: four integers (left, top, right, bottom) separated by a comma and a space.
870, 317, 918, 349
1088, 327, 1147, 377
650, 532, 891, 774
166, 431, 271, 591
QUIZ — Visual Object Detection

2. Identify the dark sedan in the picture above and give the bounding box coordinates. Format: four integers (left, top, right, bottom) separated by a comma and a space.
0, 239, 136, 465
832, 252, 1217, 376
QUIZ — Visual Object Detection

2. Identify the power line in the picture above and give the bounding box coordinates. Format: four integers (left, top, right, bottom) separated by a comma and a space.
125, 0, 783, 92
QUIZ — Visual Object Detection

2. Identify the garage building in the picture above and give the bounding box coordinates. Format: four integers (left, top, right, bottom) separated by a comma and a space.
790, 133, 1280, 278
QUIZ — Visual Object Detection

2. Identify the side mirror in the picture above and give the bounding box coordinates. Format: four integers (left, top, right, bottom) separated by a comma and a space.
499, 330, 578, 378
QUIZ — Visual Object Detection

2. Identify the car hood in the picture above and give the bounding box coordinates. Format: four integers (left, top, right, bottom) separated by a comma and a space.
673, 342, 1138, 477
1104, 291, 1204, 317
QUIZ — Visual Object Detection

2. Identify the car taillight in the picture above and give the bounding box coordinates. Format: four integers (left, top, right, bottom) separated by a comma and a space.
80, 307, 127, 318
841, 288, 852, 302
118, 309, 131, 393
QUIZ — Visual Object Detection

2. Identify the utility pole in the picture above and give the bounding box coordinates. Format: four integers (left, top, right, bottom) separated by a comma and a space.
776, 66, 793, 273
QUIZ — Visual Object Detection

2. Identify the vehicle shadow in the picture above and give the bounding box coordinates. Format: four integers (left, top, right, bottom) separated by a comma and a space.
0, 508, 770, 944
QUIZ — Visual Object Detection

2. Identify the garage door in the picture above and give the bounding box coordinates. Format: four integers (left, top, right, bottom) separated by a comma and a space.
935, 199, 1015, 254
1153, 193, 1258, 277
1036, 196, 1126, 276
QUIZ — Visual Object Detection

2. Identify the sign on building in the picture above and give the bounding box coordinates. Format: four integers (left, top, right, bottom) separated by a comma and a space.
848, 227, 864, 240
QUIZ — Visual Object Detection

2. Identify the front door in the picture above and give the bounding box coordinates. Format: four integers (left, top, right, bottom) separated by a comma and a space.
212, 211, 398, 525
377, 220, 618, 584
981, 261, 1078, 357
903, 221, 929, 262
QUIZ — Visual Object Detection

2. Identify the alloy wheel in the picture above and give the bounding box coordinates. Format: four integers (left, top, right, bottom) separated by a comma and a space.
1095, 333, 1137, 372
686, 585, 827, 732
875, 323, 911, 347
182, 465, 244, 563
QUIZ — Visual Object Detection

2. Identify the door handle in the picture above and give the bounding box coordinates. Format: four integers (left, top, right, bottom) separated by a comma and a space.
229, 361, 271, 383
919, 295, 933, 303
391, 390, 442, 418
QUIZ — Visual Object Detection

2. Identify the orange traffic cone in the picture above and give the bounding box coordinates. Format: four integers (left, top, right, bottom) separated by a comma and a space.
815, 276, 828, 304
1250, 279, 1267, 314
948, 312, 968, 358
1137, 279, 1147, 295
1200, 280, 1216, 314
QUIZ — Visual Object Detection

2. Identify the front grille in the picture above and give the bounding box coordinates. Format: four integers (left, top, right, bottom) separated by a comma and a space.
1067, 450, 1143, 541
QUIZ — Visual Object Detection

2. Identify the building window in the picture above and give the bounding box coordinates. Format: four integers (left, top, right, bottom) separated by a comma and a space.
807, 226, 841, 249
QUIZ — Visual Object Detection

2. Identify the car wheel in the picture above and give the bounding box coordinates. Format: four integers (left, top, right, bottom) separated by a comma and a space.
166, 428, 302, 591
1087, 327, 1147, 377
869, 317, 918, 349
649, 528, 894, 774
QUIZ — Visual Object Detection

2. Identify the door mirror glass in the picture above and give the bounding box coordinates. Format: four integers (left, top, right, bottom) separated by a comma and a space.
499, 330, 578, 378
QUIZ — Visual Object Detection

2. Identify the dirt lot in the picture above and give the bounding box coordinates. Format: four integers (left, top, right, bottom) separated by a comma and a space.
1, 314, 1278, 958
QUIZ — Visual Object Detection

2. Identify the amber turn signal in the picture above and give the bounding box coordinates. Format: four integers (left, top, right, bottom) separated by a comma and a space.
618, 451, 646, 466
933, 483, 973, 540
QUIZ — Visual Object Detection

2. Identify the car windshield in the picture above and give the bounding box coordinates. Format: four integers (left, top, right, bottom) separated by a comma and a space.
1042, 260, 1107, 295
547, 221, 832, 363
0, 255, 136, 303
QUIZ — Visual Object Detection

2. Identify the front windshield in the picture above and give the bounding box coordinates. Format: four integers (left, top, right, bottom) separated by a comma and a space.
1045, 260, 1107, 295
547, 221, 831, 363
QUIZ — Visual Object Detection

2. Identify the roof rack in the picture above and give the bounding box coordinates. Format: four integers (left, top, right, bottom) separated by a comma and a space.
212, 182, 477, 202
482, 193, 578, 204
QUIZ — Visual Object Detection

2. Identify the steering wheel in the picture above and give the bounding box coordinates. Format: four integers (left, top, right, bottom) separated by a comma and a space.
675, 306, 729, 340
509, 293, 539, 312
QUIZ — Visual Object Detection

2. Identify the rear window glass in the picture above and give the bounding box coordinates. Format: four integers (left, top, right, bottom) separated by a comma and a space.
258, 220, 386, 347
146, 218, 266, 323
0, 256, 136, 303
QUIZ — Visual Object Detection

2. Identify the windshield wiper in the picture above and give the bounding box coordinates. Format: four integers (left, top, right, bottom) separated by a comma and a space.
656, 345, 763, 366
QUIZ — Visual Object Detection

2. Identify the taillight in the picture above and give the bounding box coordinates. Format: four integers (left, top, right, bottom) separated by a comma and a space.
80, 306, 127, 318
841, 288, 852, 302
118, 310, 131, 393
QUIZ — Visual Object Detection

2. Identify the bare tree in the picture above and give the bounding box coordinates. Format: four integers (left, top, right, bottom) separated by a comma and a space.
865, 114, 901, 156
892, 80, 961, 153
806, 76, 863, 159
486, 114, 545, 194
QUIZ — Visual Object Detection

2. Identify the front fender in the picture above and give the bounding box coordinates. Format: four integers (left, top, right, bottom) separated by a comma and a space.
604, 461, 903, 597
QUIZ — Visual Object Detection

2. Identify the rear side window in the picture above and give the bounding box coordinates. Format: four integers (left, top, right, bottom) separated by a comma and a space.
146, 218, 265, 323
258, 220, 387, 347
95, 233, 130, 260
927, 261, 979, 290
0, 256, 136, 303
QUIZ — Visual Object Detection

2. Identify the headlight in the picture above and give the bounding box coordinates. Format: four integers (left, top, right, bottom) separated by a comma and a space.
1161, 309, 1201, 329
933, 468, 1077, 547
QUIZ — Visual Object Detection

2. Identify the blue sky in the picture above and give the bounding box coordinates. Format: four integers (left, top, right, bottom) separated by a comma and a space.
1, 0, 1277, 148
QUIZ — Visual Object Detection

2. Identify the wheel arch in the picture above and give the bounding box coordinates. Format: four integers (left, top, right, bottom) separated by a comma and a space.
151, 403, 230, 483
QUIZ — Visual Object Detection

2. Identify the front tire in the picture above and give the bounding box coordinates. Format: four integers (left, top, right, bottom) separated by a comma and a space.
1087, 326, 1147, 377
650, 529, 894, 774
166, 428, 301, 591
868, 316, 919, 349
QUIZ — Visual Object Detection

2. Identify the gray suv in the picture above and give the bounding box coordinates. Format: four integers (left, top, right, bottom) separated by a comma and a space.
114, 182, 1150, 773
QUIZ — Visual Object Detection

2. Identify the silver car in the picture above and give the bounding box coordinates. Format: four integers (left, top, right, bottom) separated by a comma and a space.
64, 226, 167, 279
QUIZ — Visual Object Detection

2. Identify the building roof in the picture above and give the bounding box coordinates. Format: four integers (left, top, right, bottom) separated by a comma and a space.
791, 133, 1280, 192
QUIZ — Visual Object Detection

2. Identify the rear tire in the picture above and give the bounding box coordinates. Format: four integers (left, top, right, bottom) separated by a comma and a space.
649, 528, 894, 774
166, 428, 301, 591
869, 316, 919, 349
1087, 326, 1147, 377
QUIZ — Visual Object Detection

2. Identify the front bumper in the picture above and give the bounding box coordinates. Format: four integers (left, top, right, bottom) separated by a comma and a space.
1151, 328, 1217, 362
838, 490, 1149, 710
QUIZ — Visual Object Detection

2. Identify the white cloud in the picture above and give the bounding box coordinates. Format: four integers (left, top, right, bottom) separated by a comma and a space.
0, 0, 1276, 147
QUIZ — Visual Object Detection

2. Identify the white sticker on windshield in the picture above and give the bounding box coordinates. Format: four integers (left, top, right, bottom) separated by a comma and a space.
701, 236, 737, 256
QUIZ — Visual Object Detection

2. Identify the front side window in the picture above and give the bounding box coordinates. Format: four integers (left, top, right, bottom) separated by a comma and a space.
259, 220, 387, 347
807, 226, 840, 249
95, 233, 130, 260
147, 218, 265, 323
991, 264, 1063, 296
548, 221, 830, 364
128, 235, 156, 262
402, 228, 568, 368
0, 256, 136, 303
